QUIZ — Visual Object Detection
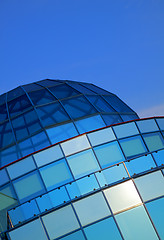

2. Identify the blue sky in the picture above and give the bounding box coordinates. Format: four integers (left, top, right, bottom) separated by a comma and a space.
0, 0, 164, 117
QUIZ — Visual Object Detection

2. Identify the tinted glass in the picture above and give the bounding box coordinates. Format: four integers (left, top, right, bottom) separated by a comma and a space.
49, 83, 80, 99
143, 132, 164, 152
60, 230, 85, 240
137, 119, 158, 133
152, 149, 164, 166
87, 95, 115, 112
0, 169, 9, 186
113, 122, 138, 139
156, 118, 164, 130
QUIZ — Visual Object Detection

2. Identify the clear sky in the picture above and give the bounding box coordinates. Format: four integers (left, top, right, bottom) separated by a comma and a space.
0, 0, 164, 118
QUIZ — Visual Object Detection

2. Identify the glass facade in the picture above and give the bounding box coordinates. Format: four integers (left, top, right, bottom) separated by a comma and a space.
0, 79, 163, 240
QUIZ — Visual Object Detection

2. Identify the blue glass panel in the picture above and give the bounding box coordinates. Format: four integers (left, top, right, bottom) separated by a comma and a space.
137, 119, 158, 133
120, 135, 147, 159
0, 145, 19, 167
36, 102, 70, 127
47, 122, 78, 144
75, 115, 105, 134
94, 141, 124, 168
125, 154, 156, 176
68, 82, 96, 94
0, 121, 15, 148
115, 206, 158, 240
146, 197, 164, 239
31, 131, 50, 151
38, 79, 61, 87
101, 114, 123, 126
121, 114, 138, 121
7, 87, 25, 101
88, 126, 116, 147
156, 118, 164, 130
28, 89, 56, 106
18, 138, 34, 157
0, 169, 9, 186
87, 95, 116, 112
152, 149, 164, 166
96, 163, 128, 187
0, 93, 6, 106
82, 83, 110, 95
84, 217, 122, 240
23, 83, 43, 92
143, 132, 164, 152
49, 83, 80, 99
67, 149, 100, 179
60, 230, 85, 240
48, 187, 70, 207
113, 122, 139, 139
39, 159, 73, 191
0, 104, 8, 123
36, 194, 53, 212
62, 96, 97, 119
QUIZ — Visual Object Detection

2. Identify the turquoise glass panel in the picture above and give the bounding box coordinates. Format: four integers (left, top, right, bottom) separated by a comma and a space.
75, 114, 105, 134
42, 205, 80, 239
143, 132, 164, 152
120, 135, 147, 158
39, 159, 73, 191
88, 127, 115, 147
60, 230, 85, 240
113, 122, 138, 139
96, 163, 128, 187
94, 141, 124, 168
125, 154, 156, 176
146, 197, 164, 239
137, 119, 158, 133
84, 217, 122, 240
9, 219, 48, 240
156, 118, 164, 130
67, 149, 100, 179
134, 171, 164, 201
0, 169, 9, 186
73, 192, 111, 226
115, 206, 158, 240
153, 149, 164, 166
33, 144, 63, 167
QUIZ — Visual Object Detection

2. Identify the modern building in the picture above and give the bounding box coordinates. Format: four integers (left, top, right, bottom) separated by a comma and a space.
0, 79, 164, 240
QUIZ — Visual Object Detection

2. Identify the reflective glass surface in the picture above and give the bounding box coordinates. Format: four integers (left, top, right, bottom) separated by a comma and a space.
0, 168, 9, 186
153, 149, 164, 166
143, 132, 164, 152
60, 230, 85, 240
113, 122, 138, 139
137, 119, 158, 133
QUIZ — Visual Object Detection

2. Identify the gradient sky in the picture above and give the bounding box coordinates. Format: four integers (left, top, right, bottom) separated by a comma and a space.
0, 0, 164, 118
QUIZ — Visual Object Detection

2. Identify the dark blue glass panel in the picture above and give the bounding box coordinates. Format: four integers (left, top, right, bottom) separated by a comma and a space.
0, 121, 15, 148
0, 93, 6, 106
28, 89, 56, 106
68, 82, 96, 94
146, 197, 164, 239
87, 95, 116, 112
153, 149, 164, 166
49, 83, 80, 99
31, 131, 50, 151
82, 83, 111, 95
103, 95, 134, 113
18, 138, 34, 157
62, 96, 97, 119
84, 217, 122, 240
121, 114, 138, 121
7, 87, 25, 101
0, 145, 20, 167
23, 83, 43, 92
101, 114, 122, 126
36, 102, 70, 127
37, 79, 62, 87
0, 169, 9, 186
0, 104, 8, 123
60, 230, 85, 240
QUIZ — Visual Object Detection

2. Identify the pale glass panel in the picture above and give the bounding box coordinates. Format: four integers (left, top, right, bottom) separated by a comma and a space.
61, 135, 90, 156
113, 122, 138, 139
137, 119, 158, 133
104, 180, 142, 213
88, 127, 115, 146
143, 132, 164, 152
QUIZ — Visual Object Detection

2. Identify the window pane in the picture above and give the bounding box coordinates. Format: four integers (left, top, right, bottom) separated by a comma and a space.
104, 180, 142, 214
84, 217, 122, 240
73, 192, 111, 226
120, 135, 147, 158
67, 149, 100, 179
0, 169, 9, 186
134, 171, 164, 201
49, 83, 80, 99
94, 141, 124, 168
152, 149, 164, 166
61, 135, 90, 156
13, 171, 45, 202
9, 219, 48, 240
31, 131, 50, 151
137, 119, 158, 133
75, 115, 105, 134
0, 121, 15, 148
40, 159, 73, 191
42, 205, 80, 239
88, 127, 115, 147
113, 122, 138, 139
0, 145, 20, 167
18, 138, 34, 157
7, 156, 36, 179
115, 206, 158, 240
60, 230, 85, 240
156, 118, 164, 130
34, 144, 63, 167
87, 95, 115, 112
28, 88, 56, 106
101, 114, 122, 126
143, 132, 164, 152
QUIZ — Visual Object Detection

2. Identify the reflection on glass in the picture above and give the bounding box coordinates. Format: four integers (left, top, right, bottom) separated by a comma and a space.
143, 132, 164, 152
113, 122, 138, 139
153, 149, 164, 166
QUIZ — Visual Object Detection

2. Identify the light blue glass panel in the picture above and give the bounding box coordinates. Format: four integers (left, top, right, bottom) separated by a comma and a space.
7, 156, 36, 179
152, 149, 164, 166
60, 230, 85, 240
137, 119, 158, 133
134, 171, 164, 201
33, 144, 63, 167
88, 127, 115, 147
42, 205, 80, 239
39, 159, 73, 191
115, 206, 158, 240
84, 217, 122, 240
96, 163, 128, 187
0, 169, 9, 186
66, 174, 99, 199
36, 194, 53, 212
61, 135, 90, 156
67, 149, 100, 179
75, 115, 105, 134
94, 141, 124, 168
125, 154, 156, 176
143, 132, 164, 152
113, 122, 138, 139
156, 118, 164, 130
73, 192, 111, 226
46, 122, 78, 144
146, 197, 164, 239
104, 180, 142, 213
120, 135, 147, 158
13, 171, 45, 202
9, 219, 48, 240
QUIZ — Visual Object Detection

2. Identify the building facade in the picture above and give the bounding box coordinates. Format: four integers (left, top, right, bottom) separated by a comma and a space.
0, 79, 164, 240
